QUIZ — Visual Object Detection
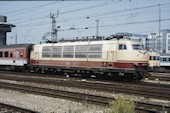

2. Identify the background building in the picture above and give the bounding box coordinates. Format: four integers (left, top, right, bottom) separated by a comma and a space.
147, 29, 170, 54
117, 29, 170, 54
0, 15, 15, 45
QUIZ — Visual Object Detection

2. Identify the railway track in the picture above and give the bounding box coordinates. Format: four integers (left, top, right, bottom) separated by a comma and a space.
0, 102, 39, 113
150, 72, 170, 81
0, 72, 170, 101
0, 81, 169, 113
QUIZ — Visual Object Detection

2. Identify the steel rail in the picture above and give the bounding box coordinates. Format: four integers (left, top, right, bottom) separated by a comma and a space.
0, 81, 169, 113
0, 73, 169, 101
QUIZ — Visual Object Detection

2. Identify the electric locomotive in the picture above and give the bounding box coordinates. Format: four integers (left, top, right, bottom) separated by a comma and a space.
29, 37, 148, 80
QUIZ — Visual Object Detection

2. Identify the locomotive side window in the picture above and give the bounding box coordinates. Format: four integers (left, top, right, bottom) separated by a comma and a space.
42, 53, 51, 58
118, 44, 127, 50
89, 45, 102, 51
88, 44, 102, 58
0, 52, 2, 57
42, 46, 51, 58
43, 46, 51, 51
63, 46, 74, 58
52, 46, 62, 58
76, 45, 88, 51
4, 51, 8, 58
75, 45, 88, 58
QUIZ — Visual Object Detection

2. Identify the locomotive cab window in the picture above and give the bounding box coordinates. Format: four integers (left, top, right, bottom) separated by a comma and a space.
153, 56, 156, 60
118, 44, 127, 50
149, 56, 152, 60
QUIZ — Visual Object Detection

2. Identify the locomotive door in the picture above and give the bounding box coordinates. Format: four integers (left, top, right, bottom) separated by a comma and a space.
106, 44, 116, 67
107, 51, 114, 61
34, 46, 40, 60
107, 44, 116, 61
35, 52, 39, 60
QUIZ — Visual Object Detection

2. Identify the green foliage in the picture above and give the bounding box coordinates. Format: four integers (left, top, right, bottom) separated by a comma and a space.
109, 95, 135, 113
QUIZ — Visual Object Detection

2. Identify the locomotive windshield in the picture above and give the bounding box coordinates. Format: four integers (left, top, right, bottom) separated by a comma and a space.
132, 44, 143, 50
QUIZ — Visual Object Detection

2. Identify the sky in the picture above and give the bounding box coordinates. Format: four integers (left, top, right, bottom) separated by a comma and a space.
0, 0, 170, 44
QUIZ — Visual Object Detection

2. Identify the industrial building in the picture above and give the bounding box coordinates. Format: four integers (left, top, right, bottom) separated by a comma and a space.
0, 15, 15, 45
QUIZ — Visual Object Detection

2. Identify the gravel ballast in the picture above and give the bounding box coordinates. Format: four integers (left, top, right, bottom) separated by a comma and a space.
0, 88, 109, 113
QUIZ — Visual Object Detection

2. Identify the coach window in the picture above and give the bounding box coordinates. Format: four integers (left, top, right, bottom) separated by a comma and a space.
16, 51, 19, 58
163, 58, 166, 61
118, 44, 127, 50
10, 52, 13, 58
20, 52, 23, 58
0, 52, 2, 57
4, 51, 8, 58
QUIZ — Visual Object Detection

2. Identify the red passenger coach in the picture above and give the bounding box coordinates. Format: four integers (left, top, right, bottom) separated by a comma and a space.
0, 44, 33, 71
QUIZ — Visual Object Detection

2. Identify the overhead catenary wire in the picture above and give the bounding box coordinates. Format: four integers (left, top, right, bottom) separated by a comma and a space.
2, 1, 59, 15
10, 0, 120, 24
5, 1, 170, 44
9, 1, 86, 21
10, 2, 170, 26
58, 18, 170, 32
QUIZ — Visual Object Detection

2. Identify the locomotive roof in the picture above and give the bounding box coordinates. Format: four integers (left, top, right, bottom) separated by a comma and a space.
36, 39, 142, 46
0, 44, 33, 50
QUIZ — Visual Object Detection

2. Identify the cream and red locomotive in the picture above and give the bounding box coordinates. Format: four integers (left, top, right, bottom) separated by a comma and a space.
29, 38, 148, 80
